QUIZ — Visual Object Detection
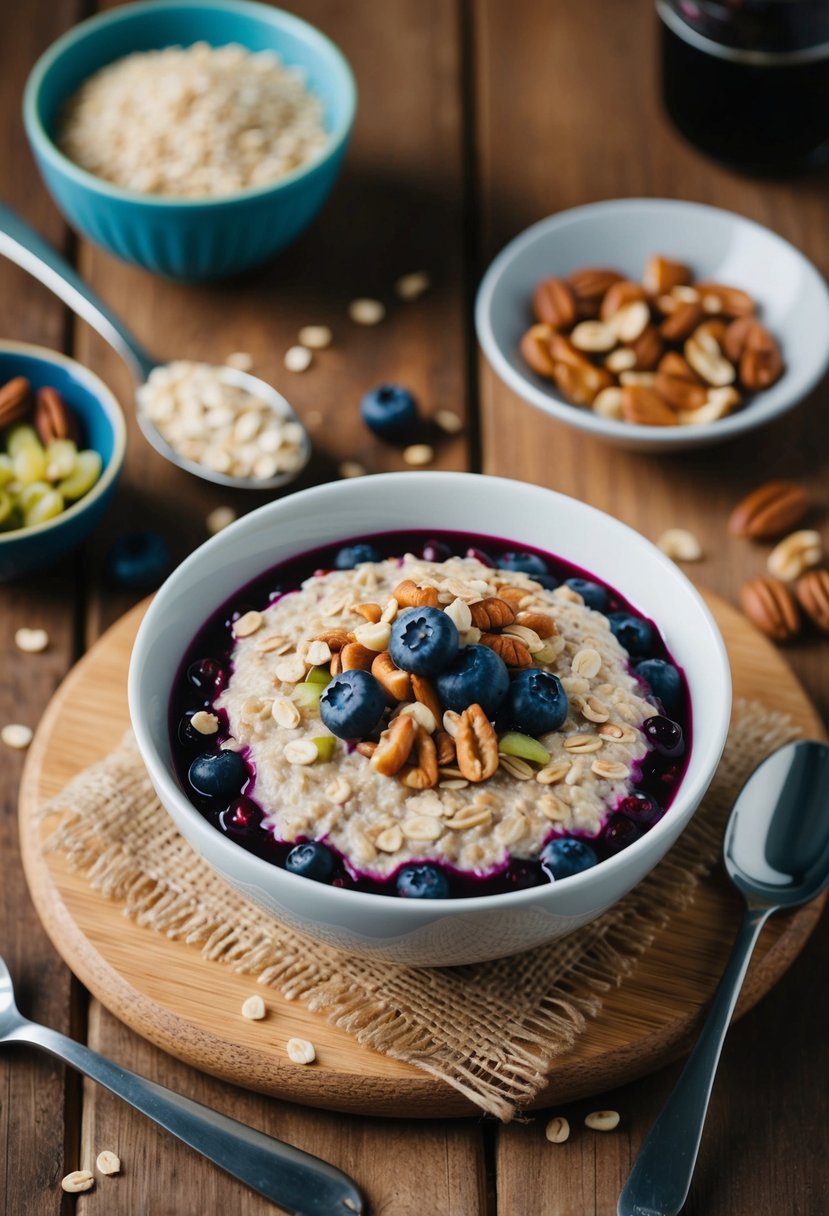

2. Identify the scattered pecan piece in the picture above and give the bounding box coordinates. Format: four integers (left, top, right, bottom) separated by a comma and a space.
515, 610, 557, 638
0, 376, 32, 428
722, 314, 756, 364
411, 673, 443, 724
481, 631, 533, 667
434, 729, 457, 767
354, 602, 382, 623
532, 277, 577, 329
400, 725, 439, 789
630, 325, 664, 371
371, 651, 412, 701
642, 255, 690, 294
599, 280, 647, 321
34, 386, 80, 444
739, 322, 784, 391
652, 371, 707, 412
620, 385, 677, 426
393, 579, 439, 609
739, 576, 800, 642
340, 641, 377, 671
696, 282, 755, 317
370, 715, 417, 776
315, 629, 353, 652
658, 301, 705, 343
469, 596, 515, 630
728, 481, 810, 540
795, 570, 829, 633
657, 351, 702, 382
455, 704, 499, 782
495, 586, 527, 609
567, 267, 623, 317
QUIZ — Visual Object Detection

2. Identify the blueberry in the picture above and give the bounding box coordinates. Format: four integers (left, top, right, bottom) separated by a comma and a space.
396, 863, 450, 899
503, 668, 568, 735
359, 384, 419, 442
603, 813, 641, 855
285, 841, 337, 882
219, 796, 262, 833
389, 607, 459, 676
541, 837, 599, 880
333, 542, 382, 570
188, 750, 248, 799
187, 657, 226, 694
565, 578, 608, 612
534, 573, 560, 590
422, 538, 454, 563
319, 669, 386, 739
635, 659, 682, 715
617, 791, 664, 827
642, 713, 685, 758
107, 531, 170, 589
608, 612, 654, 657
465, 545, 495, 568
435, 644, 510, 718
498, 551, 549, 578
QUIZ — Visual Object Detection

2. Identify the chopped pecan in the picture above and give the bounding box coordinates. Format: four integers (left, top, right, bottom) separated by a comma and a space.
515, 610, 557, 638
371, 651, 412, 701
400, 725, 439, 789
481, 632, 533, 667
341, 641, 377, 671
393, 579, 439, 609
411, 673, 443, 724
456, 704, 499, 782
469, 596, 515, 630
371, 715, 417, 776
532, 277, 577, 329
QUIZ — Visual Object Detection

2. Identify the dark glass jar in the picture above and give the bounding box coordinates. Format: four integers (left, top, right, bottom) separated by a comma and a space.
658, 0, 829, 174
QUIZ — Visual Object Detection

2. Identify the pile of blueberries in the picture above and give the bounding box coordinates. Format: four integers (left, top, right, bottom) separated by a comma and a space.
174, 536, 687, 900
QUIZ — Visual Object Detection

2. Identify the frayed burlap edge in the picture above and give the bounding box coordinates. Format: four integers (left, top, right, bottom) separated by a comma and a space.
40, 699, 798, 1121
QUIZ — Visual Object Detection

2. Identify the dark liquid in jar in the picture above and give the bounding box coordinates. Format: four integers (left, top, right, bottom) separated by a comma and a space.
660, 13, 829, 174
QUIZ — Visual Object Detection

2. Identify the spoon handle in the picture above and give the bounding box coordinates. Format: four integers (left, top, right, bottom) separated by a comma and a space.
8, 1017, 363, 1215
618, 903, 773, 1216
0, 202, 156, 382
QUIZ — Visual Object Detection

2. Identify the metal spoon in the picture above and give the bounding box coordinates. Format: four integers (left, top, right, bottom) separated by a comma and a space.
618, 738, 829, 1216
0, 955, 363, 1215
0, 202, 310, 490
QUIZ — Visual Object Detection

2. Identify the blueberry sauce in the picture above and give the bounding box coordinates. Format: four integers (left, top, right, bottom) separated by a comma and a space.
169, 530, 692, 899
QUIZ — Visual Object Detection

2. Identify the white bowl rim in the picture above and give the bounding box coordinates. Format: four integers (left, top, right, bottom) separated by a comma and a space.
129, 471, 732, 913
475, 197, 829, 446
23, 0, 358, 211
0, 339, 127, 544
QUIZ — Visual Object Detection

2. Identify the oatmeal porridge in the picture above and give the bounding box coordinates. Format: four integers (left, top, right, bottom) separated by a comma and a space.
171, 532, 690, 899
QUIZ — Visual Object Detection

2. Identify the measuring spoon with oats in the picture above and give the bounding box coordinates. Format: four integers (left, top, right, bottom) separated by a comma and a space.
0, 203, 311, 490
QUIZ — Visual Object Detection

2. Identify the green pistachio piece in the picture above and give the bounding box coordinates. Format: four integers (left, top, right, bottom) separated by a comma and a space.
312, 736, 337, 762
498, 732, 551, 766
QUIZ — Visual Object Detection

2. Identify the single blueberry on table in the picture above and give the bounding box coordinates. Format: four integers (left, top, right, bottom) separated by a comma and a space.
435, 644, 510, 718
603, 813, 642, 854
396, 863, 450, 899
608, 612, 654, 657
188, 750, 248, 799
503, 668, 568, 735
635, 658, 682, 715
642, 713, 685, 758
359, 384, 419, 441
333, 542, 382, 570
389, 606, 459, 676
541, 837, 599, 880
565, 577, 609, 612
498, 551, 549, 578
107, 531, 170, 589
617, 791, 664, 827
320, 669, 387, 739
285, 841, 337, 882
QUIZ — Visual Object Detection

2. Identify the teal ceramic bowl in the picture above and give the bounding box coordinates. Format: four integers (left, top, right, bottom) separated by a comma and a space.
0, 343, 126, 581
23, 0, 357, 280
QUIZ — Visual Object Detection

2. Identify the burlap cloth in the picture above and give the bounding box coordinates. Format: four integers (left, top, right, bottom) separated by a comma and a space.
41, 700, 797, 1121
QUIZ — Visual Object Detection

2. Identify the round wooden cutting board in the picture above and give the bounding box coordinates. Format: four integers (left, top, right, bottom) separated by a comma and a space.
18, 594, 826, 1118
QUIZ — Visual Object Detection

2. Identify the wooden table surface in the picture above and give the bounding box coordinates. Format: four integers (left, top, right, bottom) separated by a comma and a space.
2, 2, 828, 1213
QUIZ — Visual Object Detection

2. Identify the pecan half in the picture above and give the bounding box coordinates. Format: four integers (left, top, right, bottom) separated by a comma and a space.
393, 579, 439, 609
696, 282, 755, 318
600, 280, 647, 321
642, 256, 690, 295
0, 376, 32, 428
411, 673, 443, 724
620, 385, 677, 426
728, 481, 810, 540
481, 632, 533, 667
400, 725, 439, 789
795, 569, 829, 633
657, 351, 702, 382
455, 704, 499, 782
739, 576, 800, 642
532, 278, 577, 329
653, 372, 707, 412
371, 715, 417, 776
658, 301, 705, 343
722, 314, 756, 364
739, 323, 784, 391
495, 586, 528, 609
341, 641, 377, 671
469, 596, 515, 630
567, 267, 623, 317
34, 386, 80, 445
630, 325, 664, 371
515, 610, 557, 637
520, 325, 556, 377
549, 334, 614, 404
371, 650, 412, 701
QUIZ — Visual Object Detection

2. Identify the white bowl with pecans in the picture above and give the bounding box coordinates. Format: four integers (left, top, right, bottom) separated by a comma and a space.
129, 472, 731, 966
476, 199, 829, 451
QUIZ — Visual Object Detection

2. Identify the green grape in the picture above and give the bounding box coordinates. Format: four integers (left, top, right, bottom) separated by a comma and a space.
497, 731, 551, 766
294, 682, 323, 712
6, 425, 42, 458
0, 454, 13, 487
57, 450, 102, 500
306, 665, 333, 686
13, 445, 48, 485
0, 489, 12, 526
18, 481, 52, 512
312, 736, 336, 762
24, 489, 64, 527
45, 439, 78, 481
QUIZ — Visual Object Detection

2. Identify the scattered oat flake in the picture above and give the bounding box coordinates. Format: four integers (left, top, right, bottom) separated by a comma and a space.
61, 1171, 95, 1193
2, 723, 32, 750
657, 528, 703, 562
206, 505, 236, 535
339, 460, 366, 479
298, 325, 332, 350
233, 610, 263, 638
403, 444, 434, 467
395, 270, 430, 300
348, 298, 385, 326
96, 1150, 121, 1175
225, 351, 253, 371
284, 345, 313, 373
15, 627, 49, 653
286, 1036, 316, 1064
241, 994, 266, 1021
434, 409, 463, 435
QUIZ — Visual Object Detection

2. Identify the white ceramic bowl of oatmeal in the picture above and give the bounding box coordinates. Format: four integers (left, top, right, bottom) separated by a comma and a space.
129, 472, 731, 965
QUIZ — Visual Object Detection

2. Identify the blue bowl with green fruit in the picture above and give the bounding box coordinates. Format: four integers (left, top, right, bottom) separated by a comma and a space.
23, 0, 357, 280
0, 342, 126, 581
